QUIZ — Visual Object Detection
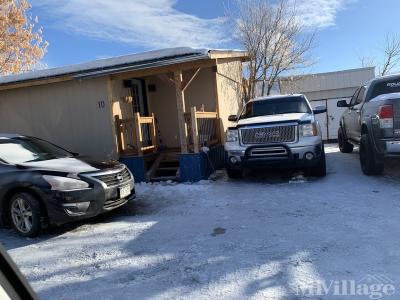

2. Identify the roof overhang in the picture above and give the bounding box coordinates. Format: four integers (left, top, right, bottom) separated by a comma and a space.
0, 48, 248, 91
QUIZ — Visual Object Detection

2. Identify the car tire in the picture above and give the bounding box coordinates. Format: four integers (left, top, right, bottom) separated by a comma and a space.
359, 134, 384, 175
9, 193, 42, 238
307, 145, 327, 177
338, 127, 353, 153
226, 168, 243, 179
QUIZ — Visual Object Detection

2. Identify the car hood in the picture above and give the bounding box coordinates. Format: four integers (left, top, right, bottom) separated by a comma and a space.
237, 113, 312, 127
20, 156, 122, 174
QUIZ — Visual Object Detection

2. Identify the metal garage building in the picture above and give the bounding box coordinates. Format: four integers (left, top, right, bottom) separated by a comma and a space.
279, 67, 375, 141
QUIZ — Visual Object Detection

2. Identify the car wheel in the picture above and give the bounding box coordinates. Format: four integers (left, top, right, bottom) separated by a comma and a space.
307, 145, 327, 177
359, 133, 384, 175
9, 193, 42, 237
338, 127, 353, 153
226, 168, 243, 179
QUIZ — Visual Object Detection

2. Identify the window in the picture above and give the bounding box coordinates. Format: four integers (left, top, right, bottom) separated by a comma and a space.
371, 77, 400, 99
240, 96, 311, 119
355, 86, 366, 105
349, 88, 360, 106
0, 138, 72, 164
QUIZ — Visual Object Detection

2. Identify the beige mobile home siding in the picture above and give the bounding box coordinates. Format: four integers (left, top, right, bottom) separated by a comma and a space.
0, 77, 116, 159
215, 59, 243, 142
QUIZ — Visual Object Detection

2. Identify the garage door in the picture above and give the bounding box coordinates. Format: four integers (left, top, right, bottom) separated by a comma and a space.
310, 100, 328, 140
327, 98, 350, 140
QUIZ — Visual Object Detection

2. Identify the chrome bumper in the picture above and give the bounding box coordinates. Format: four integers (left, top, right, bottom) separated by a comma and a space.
386, 140, 400, 153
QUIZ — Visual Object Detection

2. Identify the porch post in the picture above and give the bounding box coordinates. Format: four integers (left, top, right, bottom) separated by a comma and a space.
174, 70, 188, 154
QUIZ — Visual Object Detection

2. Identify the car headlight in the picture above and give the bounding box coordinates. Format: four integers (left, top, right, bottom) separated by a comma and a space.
43, 175, 90, 191
300, 123, 318, 137
226, 129, 239, 142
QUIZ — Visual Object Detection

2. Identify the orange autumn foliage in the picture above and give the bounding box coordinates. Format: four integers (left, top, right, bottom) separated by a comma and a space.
0, 0, 48, 75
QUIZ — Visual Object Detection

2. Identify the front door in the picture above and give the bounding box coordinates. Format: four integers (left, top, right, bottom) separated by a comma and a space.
343, 88, 360, 141
348, 86, 366, 142
130, 79, 148, 116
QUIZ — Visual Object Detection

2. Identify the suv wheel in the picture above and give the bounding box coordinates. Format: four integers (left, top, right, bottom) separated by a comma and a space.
359, 133, 384, 175
226, 168, 243, 179
338, 127, 353, 153
307, 145, 327, 177
9, 193, 42, 237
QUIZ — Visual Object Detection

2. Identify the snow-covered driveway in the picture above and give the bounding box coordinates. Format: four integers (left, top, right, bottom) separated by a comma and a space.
2, 144, 400, 299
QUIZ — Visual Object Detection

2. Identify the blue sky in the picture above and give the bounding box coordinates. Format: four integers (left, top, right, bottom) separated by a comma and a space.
30, 0, 400, 74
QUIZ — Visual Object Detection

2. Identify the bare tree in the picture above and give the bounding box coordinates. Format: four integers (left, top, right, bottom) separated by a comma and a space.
380, 33, 400, 76
234, 0, 315, 101
356, 53, 375, 69
0, 0, 48, 75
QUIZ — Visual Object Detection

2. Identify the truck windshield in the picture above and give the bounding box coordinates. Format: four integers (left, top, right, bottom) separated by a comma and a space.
0, 137, 73, 164
371, 78, 400, 99
240, 96, 311, 119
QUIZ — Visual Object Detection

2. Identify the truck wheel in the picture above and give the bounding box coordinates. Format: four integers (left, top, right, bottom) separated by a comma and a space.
307, 145, 327, 177
359, 134, 384, 175
226, 168, 243, 179
338, 127, 353, 153
9, 192, 42, 238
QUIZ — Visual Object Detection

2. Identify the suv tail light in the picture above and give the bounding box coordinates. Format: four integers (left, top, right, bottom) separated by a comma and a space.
378, 105, 394, 128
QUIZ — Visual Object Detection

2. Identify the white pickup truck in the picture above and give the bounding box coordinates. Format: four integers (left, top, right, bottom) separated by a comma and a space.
224, 94, 327, 178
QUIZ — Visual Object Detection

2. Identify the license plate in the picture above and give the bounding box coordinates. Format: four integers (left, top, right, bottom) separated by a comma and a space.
119, 185, 131, 199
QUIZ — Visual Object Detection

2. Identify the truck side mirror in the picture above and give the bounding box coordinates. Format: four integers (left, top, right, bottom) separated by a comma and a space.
228, 115, 238, 122
337, 100, 350, 107
313, 106, 327, 114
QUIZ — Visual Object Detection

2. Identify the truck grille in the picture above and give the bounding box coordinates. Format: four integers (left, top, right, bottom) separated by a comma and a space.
92, 168, 131, 187
240, 125, 296, 144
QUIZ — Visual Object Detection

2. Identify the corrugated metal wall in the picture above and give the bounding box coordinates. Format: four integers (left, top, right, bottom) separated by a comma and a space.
279, 67, 376, 140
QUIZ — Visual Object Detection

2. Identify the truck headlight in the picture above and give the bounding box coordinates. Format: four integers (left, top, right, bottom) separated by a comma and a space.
300, 123, 318, 137
226, 129, 239, 142
43, 175, 90, 191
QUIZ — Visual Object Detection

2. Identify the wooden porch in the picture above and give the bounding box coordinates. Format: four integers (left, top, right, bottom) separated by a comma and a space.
114, 69, 223, 181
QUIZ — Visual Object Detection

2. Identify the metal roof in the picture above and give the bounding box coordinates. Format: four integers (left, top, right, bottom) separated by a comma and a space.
0, 47, 246, 88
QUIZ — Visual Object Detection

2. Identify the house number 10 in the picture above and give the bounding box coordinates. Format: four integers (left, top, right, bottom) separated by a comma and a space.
98, 100, 105, 109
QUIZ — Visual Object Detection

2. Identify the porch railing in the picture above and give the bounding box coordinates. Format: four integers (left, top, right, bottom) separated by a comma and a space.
184, 107, 220, 153
115, 112, 157, 156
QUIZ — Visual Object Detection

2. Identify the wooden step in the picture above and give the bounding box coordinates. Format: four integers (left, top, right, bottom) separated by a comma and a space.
150, 175, 177, 182
149, 153, 180, 182
157, 167, 179, 172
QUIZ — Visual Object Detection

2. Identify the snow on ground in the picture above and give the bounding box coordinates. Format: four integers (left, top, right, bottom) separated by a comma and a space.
2, 144, 400, 299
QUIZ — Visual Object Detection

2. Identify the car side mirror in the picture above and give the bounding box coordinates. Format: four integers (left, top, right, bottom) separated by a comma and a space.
337, 100, 349, 107
228, 115, 238, 122
313, 106, 327, 115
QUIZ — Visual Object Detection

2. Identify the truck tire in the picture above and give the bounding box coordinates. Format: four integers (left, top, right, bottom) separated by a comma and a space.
359, 134, 384, 175
9, 192, 42, 237
338, 127, 353, 153
226, 168, 243, 179
307, 145, 327, 177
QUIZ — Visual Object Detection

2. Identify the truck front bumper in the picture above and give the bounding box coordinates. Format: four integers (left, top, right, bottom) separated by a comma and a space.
225, 139, 323, 170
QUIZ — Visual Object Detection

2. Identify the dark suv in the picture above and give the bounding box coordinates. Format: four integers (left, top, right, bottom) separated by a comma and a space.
337, 73, 400, 175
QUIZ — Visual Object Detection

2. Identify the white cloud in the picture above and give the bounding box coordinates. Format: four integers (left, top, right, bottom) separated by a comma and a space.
32, 0, 355, 50
295, 0, 355, 28
32, 0, 228, 49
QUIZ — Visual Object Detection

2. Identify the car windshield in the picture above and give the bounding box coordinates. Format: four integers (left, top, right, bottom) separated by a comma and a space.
0, 137, 73, 164
240, 96, 311, 119
371, 77, 400, 99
